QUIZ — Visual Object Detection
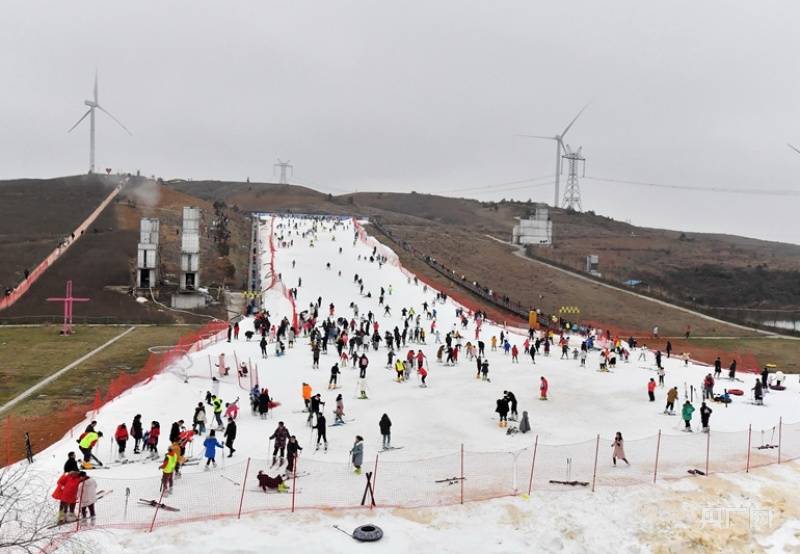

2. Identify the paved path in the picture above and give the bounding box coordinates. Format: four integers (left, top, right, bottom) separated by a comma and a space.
0, 326, 137, 414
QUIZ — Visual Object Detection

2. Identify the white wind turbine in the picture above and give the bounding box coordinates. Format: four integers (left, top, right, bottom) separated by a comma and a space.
67, 71, 132, 173
517, 106, 588, 207
788, 143, 800, 156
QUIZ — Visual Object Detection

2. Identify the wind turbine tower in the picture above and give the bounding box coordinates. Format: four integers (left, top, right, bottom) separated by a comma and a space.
561, 145, 586, 211
274, 159, 293, 184
517, 106, 587, 207
68, 71, 132, 173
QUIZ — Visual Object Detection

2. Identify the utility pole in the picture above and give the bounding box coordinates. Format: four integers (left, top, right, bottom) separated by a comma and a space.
561, 145, 585, 211
274, 159, 293, 185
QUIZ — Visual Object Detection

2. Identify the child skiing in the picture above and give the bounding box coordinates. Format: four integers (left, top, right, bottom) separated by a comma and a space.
379, 414, 392, 449
203, 430, 223, 469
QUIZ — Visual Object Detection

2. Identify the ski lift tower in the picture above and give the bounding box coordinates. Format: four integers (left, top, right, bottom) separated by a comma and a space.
561, 145, 586, 211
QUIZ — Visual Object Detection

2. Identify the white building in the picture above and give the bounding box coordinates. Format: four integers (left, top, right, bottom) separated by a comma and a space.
180, 207, 200, 290
136, 218, 159, 288
512, 206, 552, 246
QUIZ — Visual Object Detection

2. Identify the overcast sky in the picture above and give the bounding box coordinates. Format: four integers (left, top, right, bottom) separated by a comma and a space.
1, 1, 799, 244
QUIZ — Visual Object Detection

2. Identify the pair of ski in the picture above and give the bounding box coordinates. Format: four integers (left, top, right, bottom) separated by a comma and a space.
380, 446, 404, 452
138, 498, 180, 512
329, 418, 355, 427
435, 476, 465, 485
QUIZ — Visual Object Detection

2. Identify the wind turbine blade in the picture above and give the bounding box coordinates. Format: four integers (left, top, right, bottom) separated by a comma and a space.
788, 143, 800, 156
98, 106, 133, 135
515, 134, 558, 141
94, 69, 99, 104
67, 109, 92, 133
560, 104, 588, 138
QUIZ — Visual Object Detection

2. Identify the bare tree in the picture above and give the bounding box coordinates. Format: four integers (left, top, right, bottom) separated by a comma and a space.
0, 466, 90, 553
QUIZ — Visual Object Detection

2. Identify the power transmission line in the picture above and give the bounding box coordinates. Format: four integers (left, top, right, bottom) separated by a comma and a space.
584, 175, 800, 196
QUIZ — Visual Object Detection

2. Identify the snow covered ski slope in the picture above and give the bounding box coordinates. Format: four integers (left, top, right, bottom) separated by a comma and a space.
10, 215, 800, 553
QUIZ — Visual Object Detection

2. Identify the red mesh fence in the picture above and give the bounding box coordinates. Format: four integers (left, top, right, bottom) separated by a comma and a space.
32, 418, 799, 534
0, 320, 228, 467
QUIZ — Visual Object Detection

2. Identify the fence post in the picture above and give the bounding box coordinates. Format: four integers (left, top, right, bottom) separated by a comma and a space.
460, 444, 464, 504
591, 434, 600, 493
208, 354, 213, 376
75, 479, 85, 532
746, 424, 752, 473
527, 435, 538, 496
148, 487, 166, 533
291, 456, 298, 513
705, 430, 711, 476
778, 417, 782, 464
238, 457, 251, 519
371, 453, 379, 510
653, 430, 661, 484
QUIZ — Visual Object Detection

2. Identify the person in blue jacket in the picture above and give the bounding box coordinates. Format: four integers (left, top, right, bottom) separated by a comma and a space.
203, 430, 223, 469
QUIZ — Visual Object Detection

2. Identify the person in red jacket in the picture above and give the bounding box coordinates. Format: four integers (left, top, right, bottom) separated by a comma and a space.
540, 376, 549, 400
647, 378, 657, 402
511, 344, 519, 363
52, 471, 84, 523
418, 366, 428, 388
115, 423, 129, 459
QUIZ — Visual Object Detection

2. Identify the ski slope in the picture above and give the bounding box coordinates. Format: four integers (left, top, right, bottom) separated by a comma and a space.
10, 215, 800, 553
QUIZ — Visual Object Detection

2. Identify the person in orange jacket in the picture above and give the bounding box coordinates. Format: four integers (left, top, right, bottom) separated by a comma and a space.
647, 378, 656, 402
302, 383, 312, 411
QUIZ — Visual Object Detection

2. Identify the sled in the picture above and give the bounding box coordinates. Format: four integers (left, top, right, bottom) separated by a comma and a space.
728, 389, 744, 396
687, 469, 706, 476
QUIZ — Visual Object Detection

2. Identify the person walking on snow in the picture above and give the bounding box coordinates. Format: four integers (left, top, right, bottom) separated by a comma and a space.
504, 390, 518, 420
657, 366, 665, 387
224, 418, 237, 457
539, 376, 549, 400
203, 430, 223, 469
682, 400, 695, 431
612, 432, 630, 466
379, 414, 392, 449
329, 363, 340, 389
334, 394, 346, 424
159, 448, 178, 494
286, 435, 302, 476
700, 402, 713, 432
79, 474, 98, 519
350, 435, 364, 474
114, 423, 128, 459
664, 387, 678, 414
647, 378, 656, 402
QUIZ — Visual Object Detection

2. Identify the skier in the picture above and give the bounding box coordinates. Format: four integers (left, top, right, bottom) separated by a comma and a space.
700, 402, 713, 432
495, 396, 509, 428
611, 432, 630, 466
260, 336, 268, 359
647, 378, 656, 402
350, 435, 364, 474
78, 430, 103, 469
146, 421, 161, 459
511, 344, 519, 363
681, 400, 695, 431
79, 473, 98, 520
504, 391, 518, 420
664, 387, 678, 414
358, 353, 369, 379
334, 394, 346, 424
131, 414, 143, 454
315, 413, 328, 451
270, 422, 290, 466
539, 376, 549, 400
713, 357, 722, 379
193, 402, 207, 435
657, 366, 665, 387
63, 452, 79, 473
159, 448, 178, 494
256, 470, 289, 493
302, 382, 312, 411
379, 414, 392, 449
753, 379, 764, 406
203, 430, 223, 469
286, 436, 302, 476
418, 366, 428, 387
52, 470, 82, 523
114, 423, 129, 459
329, 363, 340, 389
480, 359, 489, 381
224, 418, 237, 458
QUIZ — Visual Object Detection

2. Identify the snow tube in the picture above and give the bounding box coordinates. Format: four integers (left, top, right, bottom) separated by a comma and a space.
769, 385, 786, 391
353, 524, 384, 542
728, 389, 744, 396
